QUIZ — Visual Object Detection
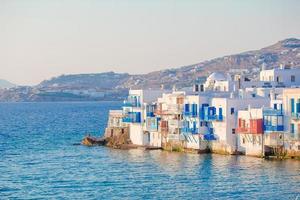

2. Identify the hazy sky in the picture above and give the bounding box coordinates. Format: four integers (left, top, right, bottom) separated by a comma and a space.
1, 0, 300, 85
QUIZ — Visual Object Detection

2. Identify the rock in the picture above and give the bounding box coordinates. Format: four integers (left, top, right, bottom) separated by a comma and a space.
81, 136, 107, 146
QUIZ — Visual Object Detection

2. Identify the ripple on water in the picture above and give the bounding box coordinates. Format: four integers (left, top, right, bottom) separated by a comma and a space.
0, 102, 299, 199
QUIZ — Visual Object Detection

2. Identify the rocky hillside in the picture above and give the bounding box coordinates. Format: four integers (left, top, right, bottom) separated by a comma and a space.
0, 38, 299, 102
121, 38, 300, 89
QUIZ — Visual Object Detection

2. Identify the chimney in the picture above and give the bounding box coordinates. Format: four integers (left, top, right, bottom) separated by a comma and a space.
261, 63, 267, 71
270, 89, 275, 100
172, 85, 177, 92
280, 64, 284, 70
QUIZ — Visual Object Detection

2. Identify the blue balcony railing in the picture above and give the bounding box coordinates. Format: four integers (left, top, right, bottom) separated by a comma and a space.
122, 112, 141, 123
147, 112, 155, 117
181, 127, 199, 134
123, 101, 141, 107
183, 111, 198, 117
122, 117, 134, 123
264, 125, 284, 132
202, 115, 223, 121
203, 128, 216, 140
204, 134, 216, 140
263, 108, 283, 116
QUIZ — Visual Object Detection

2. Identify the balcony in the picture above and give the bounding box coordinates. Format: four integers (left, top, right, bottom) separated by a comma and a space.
122, 117, 134, 123
202, 115, 224, 122
122, 112, 141, 123
146, 117, 158, 131
123, 101, 141, 107
167, 104, 184, 114
168, 120, 183, 129
291, 113, 300, 120
236, 127, 250, 134
203, 128, 216, 140
183, 111, 198, 117
204, 134, 216, 140
264, 125, 284, 132
146, 112, 155, 117
167, 134, 185, 141
263, 108, 283, 116
181, 127, 199, 134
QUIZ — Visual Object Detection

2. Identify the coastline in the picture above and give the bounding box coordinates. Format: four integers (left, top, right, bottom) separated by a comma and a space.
81, 135, 300, 160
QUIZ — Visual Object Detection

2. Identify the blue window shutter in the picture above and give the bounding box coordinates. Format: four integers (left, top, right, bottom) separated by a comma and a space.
291, 124, 295, 134
185, 104, 189, 112
219, 108, 223, 120
296, 103, 300, 113
212, 107, 216, 115
136, 112, 141, 123
192, 104, 197, 116
291, 98, 295, 113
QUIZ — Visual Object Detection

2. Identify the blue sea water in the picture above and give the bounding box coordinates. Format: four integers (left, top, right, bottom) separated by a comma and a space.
0, 102, 299, 200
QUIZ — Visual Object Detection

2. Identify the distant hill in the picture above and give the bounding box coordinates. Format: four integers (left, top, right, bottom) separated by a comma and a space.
120, 38, 300, 89
39, 72, 130, 90
0, 38, 299, 102
0, 79, 16, 89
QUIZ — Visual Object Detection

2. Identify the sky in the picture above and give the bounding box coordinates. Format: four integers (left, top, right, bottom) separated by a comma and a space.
0, 0, 300, 86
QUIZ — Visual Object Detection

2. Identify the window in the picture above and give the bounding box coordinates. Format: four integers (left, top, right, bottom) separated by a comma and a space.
242, 138, 245, 144
274, 103, 277, 110
291, 75, 295, 82
231, 108, 235, 115
232, 129, 236, 134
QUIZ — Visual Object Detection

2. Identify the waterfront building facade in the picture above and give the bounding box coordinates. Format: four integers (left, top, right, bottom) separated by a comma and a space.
104, 65, 300, 157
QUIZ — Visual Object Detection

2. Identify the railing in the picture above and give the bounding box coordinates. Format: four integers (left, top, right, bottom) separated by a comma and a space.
183, 111, 198, 117
204, 134, 216, 140
291, 113, 300, 120
181, 127, 199, 134
146, 112, 155, 117
122, 112, 141, 123
263, 108, 283, 116
167, 104, 184, 114
168, 120, 183, 128
264, 125, 284, 132
167, 134, 185, 141
122, 117, 134, 123
236, 127, 249, 134
203, 115, 224, 122
123, 101, 141, 107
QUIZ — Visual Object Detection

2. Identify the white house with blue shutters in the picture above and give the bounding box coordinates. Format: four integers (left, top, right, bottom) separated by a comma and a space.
104, 65, 300, 156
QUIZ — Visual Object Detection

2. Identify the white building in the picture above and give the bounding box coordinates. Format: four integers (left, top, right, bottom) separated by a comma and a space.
122, 89, 168, 146
259, 65, 300, 87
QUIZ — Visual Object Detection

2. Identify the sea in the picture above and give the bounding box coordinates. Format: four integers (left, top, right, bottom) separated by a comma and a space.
0, 102, 299, 199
